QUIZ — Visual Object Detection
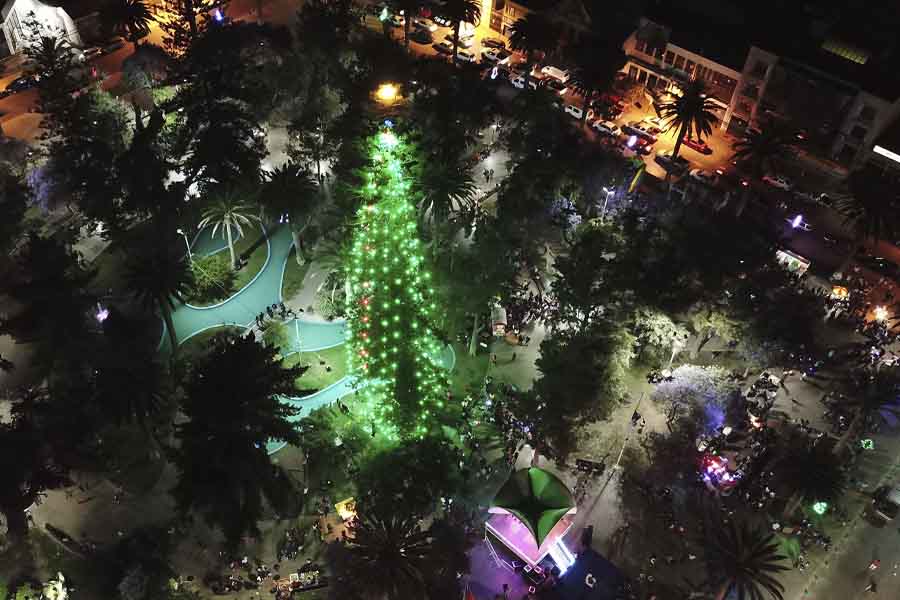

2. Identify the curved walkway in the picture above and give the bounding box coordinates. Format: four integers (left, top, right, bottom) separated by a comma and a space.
159, 222, 454, 455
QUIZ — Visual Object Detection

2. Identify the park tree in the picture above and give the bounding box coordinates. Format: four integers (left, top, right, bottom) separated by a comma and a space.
346, 130, 449, 440
198, 186, 262, 270
0, 166, 30, 256
508, 13, 557, 90
173, 332, 305, 549
260, 163, 322, 264
706, 519, 788, 600
655, 78, 718, 167
686, 302, 744, 358
566, 35, 626, 121
0, 234, 96, 376
630, 308, 689, 366
100, 0, 154, 51
161, 0, 228, 57
0, 388, 72, 541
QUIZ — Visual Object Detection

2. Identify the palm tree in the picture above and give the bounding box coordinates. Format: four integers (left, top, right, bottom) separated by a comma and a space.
125, 242, 192, 353
100, 0, 154, 51
198, 187, 262, 270
329, 507, 434, 599
567, 36, 626, 122
509, 13, 557, 90
261, 163, 321, 265
834, 165, 900, 254
707, 520, 789, 600
418, 162, 476, 225
730, 124, 795, 215
777, 435, 846, 515
173, 332, 304, 550
443, 0, 480, 61
655, 78, 718, 165
392, 0, 421, 49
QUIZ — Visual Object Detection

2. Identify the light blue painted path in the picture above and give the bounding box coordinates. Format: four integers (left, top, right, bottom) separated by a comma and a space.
190, 224, 243, 257
158, 222, 455, 456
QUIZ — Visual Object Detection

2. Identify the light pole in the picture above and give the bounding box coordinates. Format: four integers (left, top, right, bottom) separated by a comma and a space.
601, 187, 615, 220
177, 228, 192, 262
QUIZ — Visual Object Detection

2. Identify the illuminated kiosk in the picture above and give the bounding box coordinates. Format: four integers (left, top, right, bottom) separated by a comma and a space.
486, 467, 576, 569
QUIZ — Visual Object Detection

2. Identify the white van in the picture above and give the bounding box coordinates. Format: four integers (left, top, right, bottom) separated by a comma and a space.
541, 65, 570, 83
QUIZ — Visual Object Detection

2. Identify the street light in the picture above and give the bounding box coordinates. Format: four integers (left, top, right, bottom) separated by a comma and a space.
601, 186, 615, 220
874, 305, 889, 321
375, 83, 399, 104
176, 228, 192, 262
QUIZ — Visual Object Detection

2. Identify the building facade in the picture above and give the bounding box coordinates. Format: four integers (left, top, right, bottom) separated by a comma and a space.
0, 0, 81, 55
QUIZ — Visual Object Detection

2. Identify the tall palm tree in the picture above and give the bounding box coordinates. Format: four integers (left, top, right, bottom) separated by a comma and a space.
331, 507, 434, 599
730, 124, 795, 215
418, 162, 476, 225
777, 434, 846, 515
100, 0, 155, 51
443, 0, 480, 61
125, 243, 192, 353
509, 13, 558, 90
834, 165, 900, 253
198, 187, 262, 270
567, 35, 626, 122
261, 163, 321, 265
392, 0, 421, 49
707, 520, 789, 600
655, 78, 718, 165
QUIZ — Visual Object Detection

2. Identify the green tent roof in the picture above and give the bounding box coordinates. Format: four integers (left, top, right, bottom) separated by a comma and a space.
492, 467, 575, 547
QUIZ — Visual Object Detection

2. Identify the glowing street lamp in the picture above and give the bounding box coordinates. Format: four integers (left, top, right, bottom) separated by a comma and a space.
375, 83, 399, 104
176, 228, 193, 262
874, 305, 889, 321
601, 186, 615, 220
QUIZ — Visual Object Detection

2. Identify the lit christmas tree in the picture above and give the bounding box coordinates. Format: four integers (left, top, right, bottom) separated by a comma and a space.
346, 129, 449, 440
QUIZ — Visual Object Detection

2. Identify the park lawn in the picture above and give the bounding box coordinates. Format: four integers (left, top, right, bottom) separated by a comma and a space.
178, 325, 246, 361
283, 345, 349, 392
281, 248, 310, 302
449, 343, 489, 399
190, 227, 269, 307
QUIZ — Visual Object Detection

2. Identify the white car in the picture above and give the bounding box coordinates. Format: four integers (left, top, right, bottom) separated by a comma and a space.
564, 104, 584, 119
444, 33, 473, 48
432, 14, 451, 27
689, 169, 717, 185
762, 174, 792, 191
481, 48, 511, 64
591, 120, 620, 137
412, 17, 437, 31
455, 49, 476, 63
510, 75, 526, 89
541, 65, 569, 82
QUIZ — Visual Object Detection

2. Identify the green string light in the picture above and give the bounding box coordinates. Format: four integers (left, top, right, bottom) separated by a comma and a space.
346, 130, 449, 441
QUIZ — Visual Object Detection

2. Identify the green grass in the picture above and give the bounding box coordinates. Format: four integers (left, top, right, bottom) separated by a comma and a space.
281, 248, 310, 301
283, 345, 349, 392
178, 325, 246, 361
189, 228, 269, 307
449, 342, 489, 398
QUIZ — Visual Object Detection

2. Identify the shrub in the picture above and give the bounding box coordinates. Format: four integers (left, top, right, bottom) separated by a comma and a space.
262, 321, 291, 351
186, 255, 236, 304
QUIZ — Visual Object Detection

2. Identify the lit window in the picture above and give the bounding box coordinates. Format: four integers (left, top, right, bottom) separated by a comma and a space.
821, 39, 869, 65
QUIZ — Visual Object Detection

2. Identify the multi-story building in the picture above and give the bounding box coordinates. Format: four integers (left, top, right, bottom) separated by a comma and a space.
1, 0, 81, 55
620, 2, 900, 174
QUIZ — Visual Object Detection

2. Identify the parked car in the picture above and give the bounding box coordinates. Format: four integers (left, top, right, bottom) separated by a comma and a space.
689, 169, 717, 185
682, 137, 713, 154
455, 49, 476, 63
620, 136, 654, 156
81, 46, 103, 61
412, 16, 438, 31
102, 36, 127, 54
481, 48, 511, 63
564, 104, 584, 119
592, 120, 620, 137
622, 120, 658, 143
433, 40, 453, 55
638, 120, 663, 137
410, 28, 433, 44
482, 38, 506, 49
873, 485, 900, 521
432, 13, 451, 27
642, 115, 664, 129
540, 65, 569, 82
654, 150, 690, 173
3, 75, 37, 95
762, 173, 793, 191
547, 79, 568, 96
444, 33, 473, 48
527, 76, 546, 90
510, 74, 526, 89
